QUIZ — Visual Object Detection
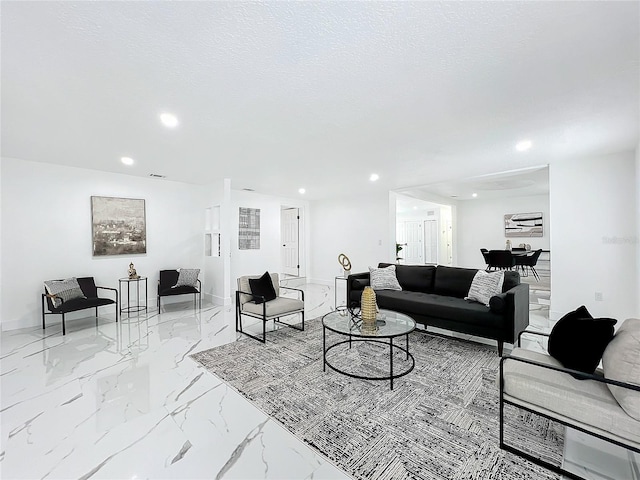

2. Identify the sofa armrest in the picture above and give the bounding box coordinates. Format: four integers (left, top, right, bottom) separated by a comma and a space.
502, 283, 529, 344
346, 272, 369, 307
500, 353, 640, 392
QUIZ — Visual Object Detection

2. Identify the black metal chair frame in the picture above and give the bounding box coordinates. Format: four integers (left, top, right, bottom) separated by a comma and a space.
499, 330, 640, 480
42, 286, 118, 335
157, 276, 202, 311
235, 286, 304, 343
515, 249, 542, 281
488, 250, 516, 271
480, 248, 491, 271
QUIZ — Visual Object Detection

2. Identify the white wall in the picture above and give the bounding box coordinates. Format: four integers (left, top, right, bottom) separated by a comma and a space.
1, 157, 206, 330
201, 179, 228, 305
230, 189, 309, 291
549, 151, 638, 322
456, 194, 550, 269
309, 192, 391, 283
637, 144, 640, 316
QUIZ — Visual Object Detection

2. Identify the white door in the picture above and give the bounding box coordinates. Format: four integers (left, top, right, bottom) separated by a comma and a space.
424, 220, 438, 264
403, 221, 423, 264
281, 208, 299, 276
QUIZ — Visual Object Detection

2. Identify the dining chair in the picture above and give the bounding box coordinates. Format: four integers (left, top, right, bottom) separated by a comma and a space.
480, 248, 491, 271
518, 249, 543, 281
488, 250, 516, 270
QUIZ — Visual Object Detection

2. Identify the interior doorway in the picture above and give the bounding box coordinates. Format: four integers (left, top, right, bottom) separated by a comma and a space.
395, 194, 454, 266
281, 207, 302, 277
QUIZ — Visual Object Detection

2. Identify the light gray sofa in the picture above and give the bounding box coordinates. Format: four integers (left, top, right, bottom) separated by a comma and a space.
500, 318, 640, 479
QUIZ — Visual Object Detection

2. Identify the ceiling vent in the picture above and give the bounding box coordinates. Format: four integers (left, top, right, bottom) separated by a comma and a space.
242, 188, 255, 192
149, 173, 166, 179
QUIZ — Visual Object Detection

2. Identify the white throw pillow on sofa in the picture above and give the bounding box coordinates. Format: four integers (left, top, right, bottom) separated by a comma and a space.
465, 270, 504, 307
369, 265, 402, 291
602, 318, 640, 421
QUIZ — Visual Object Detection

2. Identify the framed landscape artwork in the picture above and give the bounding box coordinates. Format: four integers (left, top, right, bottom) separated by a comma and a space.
91, 196, 147, 256
504, 212, 543, 237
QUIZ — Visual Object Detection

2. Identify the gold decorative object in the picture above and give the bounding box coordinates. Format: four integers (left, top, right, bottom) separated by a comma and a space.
360, 286, 378, 334
128, 262, 139, 279
338, 253, 352, 277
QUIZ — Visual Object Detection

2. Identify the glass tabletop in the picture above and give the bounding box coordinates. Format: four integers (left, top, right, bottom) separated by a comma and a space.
322, 309, 416, 338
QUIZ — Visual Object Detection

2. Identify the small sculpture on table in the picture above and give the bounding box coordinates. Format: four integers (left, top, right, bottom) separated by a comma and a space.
338, 253, 352, 278
128, 262, 139, 279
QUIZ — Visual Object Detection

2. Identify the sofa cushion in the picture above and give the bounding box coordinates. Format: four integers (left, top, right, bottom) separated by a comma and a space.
242, 297, 304, 318
159, 285, 200, 297
249, 271, 277, 304
502, 270, 521, 292
375, 290, 506, 330
369, 265, 402, 291
503, 348, 640, 448
238, 273, 280, 305
76, 277, 98, 298
44, 278, 86, 308
602, 319, 640, 421
489, 293, 507, 314
175, 268, 200, 288
465, 270, 504, 306
549, 306, 616, 378
378, 263, 436, 293
51, 296, 115, 313
433, 266, 478, 298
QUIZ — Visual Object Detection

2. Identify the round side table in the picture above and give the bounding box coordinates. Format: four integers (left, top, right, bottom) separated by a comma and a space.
119, 277, 148, 317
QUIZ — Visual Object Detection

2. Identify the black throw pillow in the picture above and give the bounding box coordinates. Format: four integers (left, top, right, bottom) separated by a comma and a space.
248, 271, 277, 304
548, 305, 617, 378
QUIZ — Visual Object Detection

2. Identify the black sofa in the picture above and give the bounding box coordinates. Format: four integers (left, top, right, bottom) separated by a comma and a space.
347, 263, 529, 355
42, 277, 118, 335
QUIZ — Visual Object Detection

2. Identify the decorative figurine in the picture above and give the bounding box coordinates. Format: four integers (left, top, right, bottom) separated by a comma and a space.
128, 262, 139, 279
338, 253, 352, 277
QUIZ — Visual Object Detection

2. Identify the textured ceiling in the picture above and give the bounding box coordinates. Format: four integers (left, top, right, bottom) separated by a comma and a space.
1, 1, 638, 199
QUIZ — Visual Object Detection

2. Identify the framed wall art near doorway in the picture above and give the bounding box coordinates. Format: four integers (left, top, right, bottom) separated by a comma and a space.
91, 196, 147, 256
504, 212, 543, 237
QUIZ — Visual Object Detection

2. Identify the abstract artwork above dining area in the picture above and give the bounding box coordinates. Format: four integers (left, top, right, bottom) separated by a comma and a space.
504, 212, 543, 237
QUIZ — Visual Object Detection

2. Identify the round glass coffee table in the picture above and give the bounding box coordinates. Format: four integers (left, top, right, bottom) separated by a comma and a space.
322, 309, 416, 390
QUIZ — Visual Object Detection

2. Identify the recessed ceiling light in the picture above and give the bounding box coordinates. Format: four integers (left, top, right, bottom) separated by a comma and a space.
121, 156, 134, 166
160, 112, 179, 128
298, 188, 306, 194
515, 140, 532, 152
413, 206, 418, 210
472, 193, 478, 198
369, 173, 379, 182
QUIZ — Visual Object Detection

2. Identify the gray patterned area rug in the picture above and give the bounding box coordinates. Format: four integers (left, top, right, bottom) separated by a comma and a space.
191, 318, 563, 480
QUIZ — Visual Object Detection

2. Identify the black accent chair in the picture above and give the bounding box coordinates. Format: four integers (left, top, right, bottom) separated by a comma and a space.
42, 277, 117, 335
488, 250, 516, 270
480, 248, 491, 271
515, 249, 543, 281
157, 270, 202, 311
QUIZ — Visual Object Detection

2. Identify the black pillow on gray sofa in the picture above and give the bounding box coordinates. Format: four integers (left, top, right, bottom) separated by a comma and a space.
548, 305, 617, 378
249, 272, 277, 304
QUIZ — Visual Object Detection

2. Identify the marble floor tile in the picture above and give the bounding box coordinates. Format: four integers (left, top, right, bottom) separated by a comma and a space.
1, 279, 634, 480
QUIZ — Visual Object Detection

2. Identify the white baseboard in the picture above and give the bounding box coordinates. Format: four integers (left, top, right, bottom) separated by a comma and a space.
204, 293, 231, 306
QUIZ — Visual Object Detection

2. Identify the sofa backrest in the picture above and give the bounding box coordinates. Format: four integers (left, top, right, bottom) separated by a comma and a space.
378, 262, 436, 293
77, 277, 97, 298
433, 266, 478, 298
